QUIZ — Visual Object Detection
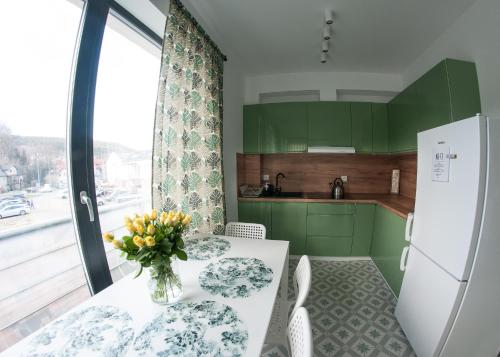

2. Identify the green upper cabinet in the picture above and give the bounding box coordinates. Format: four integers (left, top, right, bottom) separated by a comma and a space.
415, 60, 452, 132
370, 206, 408, 296
260, 103, 308, 153
307, 102, 351, 147
271, 202, 307, 255
238, 201, 272, 239
351, 102, 373, 153
243, 59, 480, 154
242, 105, 261, 153
445, 59, 481, 121
372, 103, 389, 153
388, 82, 419, 152
388, 58, 481, 153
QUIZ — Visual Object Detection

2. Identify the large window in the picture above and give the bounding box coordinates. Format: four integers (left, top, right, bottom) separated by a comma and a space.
0, 0, 161, 352
93, 13, 161, 282
0, 0, 88, 350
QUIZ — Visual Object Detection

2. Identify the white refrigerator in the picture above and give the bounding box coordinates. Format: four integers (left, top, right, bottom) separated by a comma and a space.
395, 115, 500, 357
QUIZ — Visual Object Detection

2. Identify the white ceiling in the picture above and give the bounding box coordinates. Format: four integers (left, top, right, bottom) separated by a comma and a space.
179, 0, 478, 76
117, 0, 166, 39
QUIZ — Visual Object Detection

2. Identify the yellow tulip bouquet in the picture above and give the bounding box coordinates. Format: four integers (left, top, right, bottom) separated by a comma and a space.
103, 209, 191, 304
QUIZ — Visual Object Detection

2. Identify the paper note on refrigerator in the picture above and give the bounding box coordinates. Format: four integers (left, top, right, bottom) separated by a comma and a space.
432, 147, 450, 182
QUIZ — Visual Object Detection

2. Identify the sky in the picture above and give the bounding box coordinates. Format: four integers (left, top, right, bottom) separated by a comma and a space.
0, 0, 161, 151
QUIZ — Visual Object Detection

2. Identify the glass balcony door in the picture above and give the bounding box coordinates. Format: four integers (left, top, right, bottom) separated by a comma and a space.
93, 11, 161, 282
0, 0, 90, 350
0, 0, 162, 352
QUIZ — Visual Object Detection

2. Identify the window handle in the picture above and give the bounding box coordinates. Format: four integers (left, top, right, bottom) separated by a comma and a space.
80, 191, 95, 222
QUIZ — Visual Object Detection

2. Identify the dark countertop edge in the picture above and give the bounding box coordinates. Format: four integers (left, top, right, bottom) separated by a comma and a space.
237, 195, 415, 219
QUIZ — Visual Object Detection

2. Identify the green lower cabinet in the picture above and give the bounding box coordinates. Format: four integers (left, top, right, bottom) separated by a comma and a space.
237, 201, 272, 239
308, 203, 355, 215
370, 205, 408, 297
306, 215, 354, 237
306, 236, 352, 256
306, 203, 355, 257
271, 202, 307, 255
351, 204, 376, 256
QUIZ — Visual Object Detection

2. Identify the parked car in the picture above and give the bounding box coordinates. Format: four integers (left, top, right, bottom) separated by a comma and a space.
0, 198, 28, 209
104, 190, 128, 202
0, 204, 31, 219
114, 193, 141, 203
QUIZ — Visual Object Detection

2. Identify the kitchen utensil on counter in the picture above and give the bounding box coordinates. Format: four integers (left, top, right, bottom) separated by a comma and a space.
262, 182, 275, 196
330, 178, 344, 199
240, 185, 263, 198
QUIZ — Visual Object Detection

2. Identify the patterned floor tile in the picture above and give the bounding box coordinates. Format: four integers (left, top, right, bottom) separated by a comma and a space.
262, 258, 416, 357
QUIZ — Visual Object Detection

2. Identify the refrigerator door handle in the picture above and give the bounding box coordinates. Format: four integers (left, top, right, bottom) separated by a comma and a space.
405, 212, 414, 242
400, 246, 410, 271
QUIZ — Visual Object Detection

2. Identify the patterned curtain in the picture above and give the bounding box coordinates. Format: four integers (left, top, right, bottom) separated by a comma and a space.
152, 0, 226, 234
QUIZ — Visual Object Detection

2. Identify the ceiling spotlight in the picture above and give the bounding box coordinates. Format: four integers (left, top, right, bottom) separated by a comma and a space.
323, 26, 331, 40
325, 9, 333, 25
322, 40, 329, 53
321, 53, 328, 63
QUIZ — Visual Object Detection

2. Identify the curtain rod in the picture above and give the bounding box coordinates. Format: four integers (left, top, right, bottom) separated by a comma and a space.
173, 0, 227, 62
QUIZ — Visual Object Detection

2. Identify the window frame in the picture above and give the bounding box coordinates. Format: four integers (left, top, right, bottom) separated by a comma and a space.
68, 0, 162, 294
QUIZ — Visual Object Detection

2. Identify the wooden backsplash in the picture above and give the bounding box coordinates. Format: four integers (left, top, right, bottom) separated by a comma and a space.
237, 153, 417, 198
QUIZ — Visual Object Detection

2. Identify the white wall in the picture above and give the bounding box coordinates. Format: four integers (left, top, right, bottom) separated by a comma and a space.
403, 0, 500, 118
244, 71, 403, 104
222, 61, 244, 222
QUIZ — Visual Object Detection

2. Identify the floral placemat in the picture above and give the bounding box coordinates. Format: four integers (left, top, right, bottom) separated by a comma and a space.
25, 305, 134, 356
199, 257, 274, 298
184, 236, 231, 261
132, 300, 247, 356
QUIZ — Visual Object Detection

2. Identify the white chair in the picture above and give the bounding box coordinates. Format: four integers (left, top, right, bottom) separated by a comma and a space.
225, 222, 266, 240
291, 255, 312, 315
265, 255, 312, 345
287, 307, 313, 357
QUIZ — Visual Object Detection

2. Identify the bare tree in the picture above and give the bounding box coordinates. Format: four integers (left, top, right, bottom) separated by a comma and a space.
0, 122, 13, 166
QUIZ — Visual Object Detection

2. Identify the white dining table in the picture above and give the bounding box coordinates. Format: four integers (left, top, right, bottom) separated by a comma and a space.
2, 234, 289, 357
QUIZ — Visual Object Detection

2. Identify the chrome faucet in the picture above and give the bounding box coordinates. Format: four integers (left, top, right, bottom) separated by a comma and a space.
275, 173, 285, 194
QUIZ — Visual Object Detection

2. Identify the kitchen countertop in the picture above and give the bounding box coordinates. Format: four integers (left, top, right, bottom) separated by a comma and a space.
238, 193, 415, 219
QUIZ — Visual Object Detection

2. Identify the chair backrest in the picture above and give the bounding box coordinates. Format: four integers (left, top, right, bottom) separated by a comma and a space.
292, 255, 312, 315
225, 222, 266, 240
288, 307, 313, 357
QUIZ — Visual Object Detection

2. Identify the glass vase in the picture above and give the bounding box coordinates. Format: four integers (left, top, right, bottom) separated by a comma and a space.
147, 258, 183, 305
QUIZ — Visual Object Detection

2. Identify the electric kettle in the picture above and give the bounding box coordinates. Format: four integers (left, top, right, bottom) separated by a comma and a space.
330, 178, 344, 199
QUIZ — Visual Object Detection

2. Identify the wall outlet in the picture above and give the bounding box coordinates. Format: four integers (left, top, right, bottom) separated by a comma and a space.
262, 174, 270, 181
341, 175, 348, 183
